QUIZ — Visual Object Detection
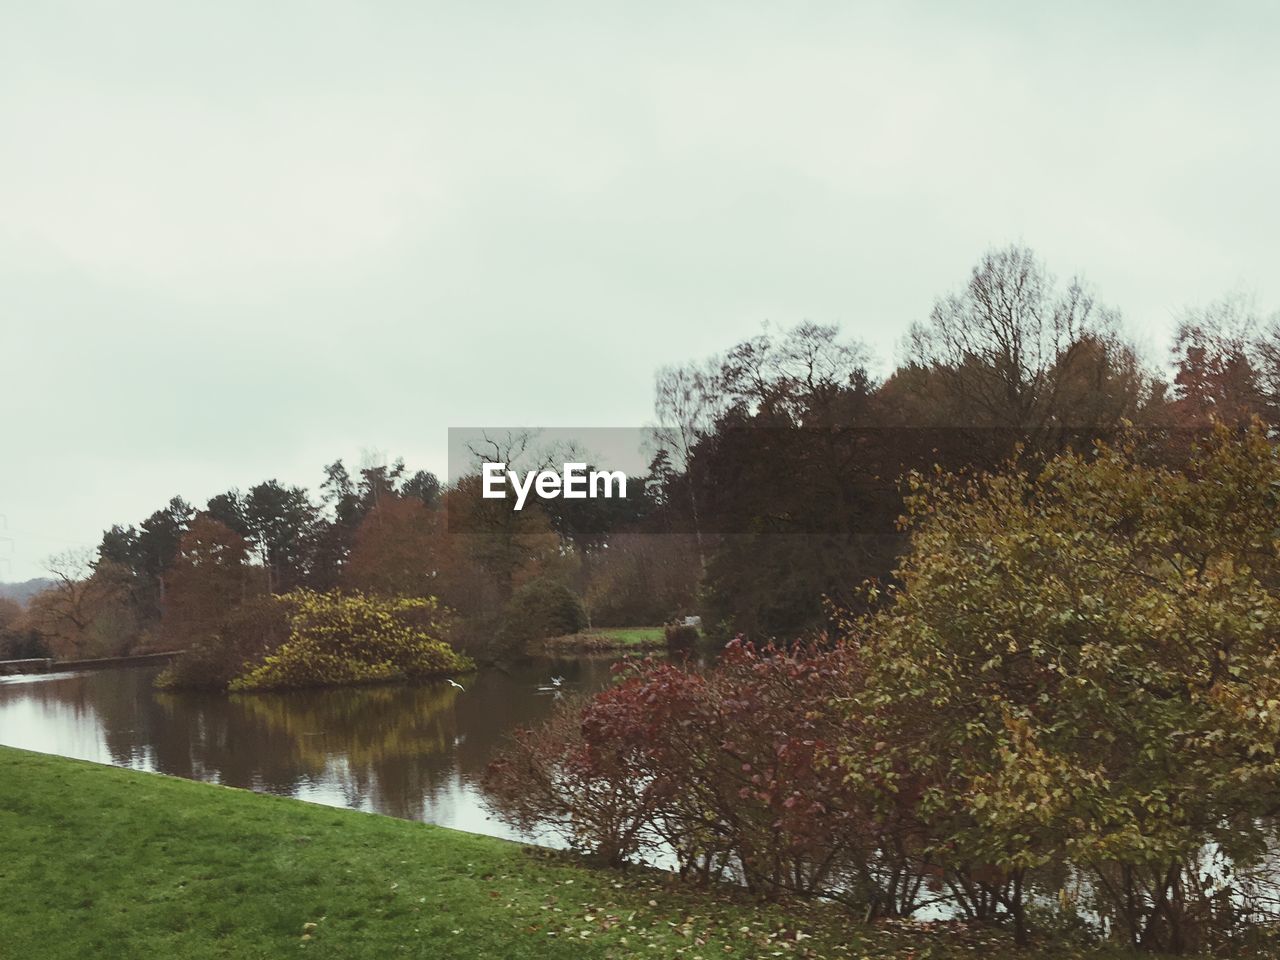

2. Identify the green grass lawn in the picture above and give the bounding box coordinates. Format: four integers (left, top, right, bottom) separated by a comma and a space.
0, 746, 1155, 959
536, 626, 667, 653
594, 627, 666, 647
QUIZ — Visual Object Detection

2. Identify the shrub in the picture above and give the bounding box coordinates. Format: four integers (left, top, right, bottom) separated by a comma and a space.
498, 579, 587, 649
229, 590, 472, 691
486, 426, 1280, 951
482, 696, 666, 867
662, 621, 699, 650
157, 590, 472, 692
485, 642, 909, 903
156, 596, 289, 690
841, 422, 1280, 949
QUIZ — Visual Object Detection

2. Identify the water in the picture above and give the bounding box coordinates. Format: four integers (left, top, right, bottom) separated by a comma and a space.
0, 658, 622, 843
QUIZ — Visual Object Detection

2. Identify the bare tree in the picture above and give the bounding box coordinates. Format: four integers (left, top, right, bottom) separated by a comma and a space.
651, 362, 722, 568
28, 549, 130, 658
1172, 293, 1279, 424
905, 244, 1148, 450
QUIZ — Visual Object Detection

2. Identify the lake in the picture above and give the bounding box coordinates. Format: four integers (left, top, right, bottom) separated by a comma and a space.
0, 657, 625, 844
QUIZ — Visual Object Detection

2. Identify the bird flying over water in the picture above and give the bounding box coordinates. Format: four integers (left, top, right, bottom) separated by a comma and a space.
446, 679, 465, 691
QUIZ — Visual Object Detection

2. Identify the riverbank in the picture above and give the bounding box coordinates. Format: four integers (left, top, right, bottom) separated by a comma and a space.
532, 626, 666, 654
0, 747, 1157, 959
0, 649, 183, 677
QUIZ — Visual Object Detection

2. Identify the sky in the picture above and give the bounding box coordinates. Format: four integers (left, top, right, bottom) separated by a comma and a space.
2, 1, 1278, 580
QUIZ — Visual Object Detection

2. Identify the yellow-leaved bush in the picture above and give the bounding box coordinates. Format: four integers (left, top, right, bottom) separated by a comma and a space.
159, 590, 472, 692
228, 590, 473, 691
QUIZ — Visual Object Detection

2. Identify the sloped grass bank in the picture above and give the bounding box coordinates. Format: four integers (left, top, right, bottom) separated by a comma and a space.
1, 747, 1154, 959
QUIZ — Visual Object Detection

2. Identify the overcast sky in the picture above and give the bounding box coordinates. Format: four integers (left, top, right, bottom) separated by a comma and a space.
2, 1, 1277, 580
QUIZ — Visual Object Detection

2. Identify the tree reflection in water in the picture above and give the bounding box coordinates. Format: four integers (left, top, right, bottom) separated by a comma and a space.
0, 657, 621, 838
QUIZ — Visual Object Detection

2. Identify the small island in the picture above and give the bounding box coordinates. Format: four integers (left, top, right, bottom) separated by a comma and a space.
157, 589, 473, 692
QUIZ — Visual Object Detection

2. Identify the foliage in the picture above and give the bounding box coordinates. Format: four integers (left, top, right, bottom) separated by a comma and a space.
76, 243, 1280, 651
498, 578, 588, 651
1168, 295, 1280, 428
534, 626, 666, 653
161, 513, 258, 648
483, 696, 663, 867
345, 497, 444, 599
228, 590, 472, 691
24, 551, 139, 658
488, 425, 1280, 953
155, 594, 291, 690
662, 621, 699, 649
899, 244, 1152, 456
842, 421, 1280, 951
157, 589, 471, 692
3, 746, 1127, 960
0, 597, 49, 659
583, 533, 699, 627
486, 643, 904, 905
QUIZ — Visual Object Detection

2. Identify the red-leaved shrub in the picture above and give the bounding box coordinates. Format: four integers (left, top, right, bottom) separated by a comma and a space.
484, 641, 924, 912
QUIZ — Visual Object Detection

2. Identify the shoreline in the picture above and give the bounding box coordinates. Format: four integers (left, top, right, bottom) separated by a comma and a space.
0, 650, 184, 678
0, 745, 1122, 959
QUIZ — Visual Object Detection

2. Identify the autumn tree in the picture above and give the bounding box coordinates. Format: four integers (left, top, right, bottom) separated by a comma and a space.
97, 496, 194, 621
162, 513, 257, 647
0, 597, 42, 659
345, 496, 443, 598
27, 550, 136, 658
896, 244, 1152, 461
847, 422, 1280, 950
584, 533, 700, 626
1168, 295, 1279, 428
0, 597, 20, 633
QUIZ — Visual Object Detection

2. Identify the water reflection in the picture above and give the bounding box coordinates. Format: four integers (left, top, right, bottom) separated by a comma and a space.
0, 659, 620, 841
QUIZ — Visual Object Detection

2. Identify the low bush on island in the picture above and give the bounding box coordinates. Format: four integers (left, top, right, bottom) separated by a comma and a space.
156, 589, 472, 692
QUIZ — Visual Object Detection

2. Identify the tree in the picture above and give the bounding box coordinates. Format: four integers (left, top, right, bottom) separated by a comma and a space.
652, 361, 722, 568
345, 497, 443, 598
679, 322, 895, 637
227, 590, 471, 692
27, 550, 135, 658
497, 578, 587, 648
899, 244, 1151, 460
96, 498, 194, 623
402, 469, 441, 507
1169, 295, 1277, 428
136, 497, 195, 601
846, 422, 1280, 950
205, 490, 251, 536
243, 481, 319, 593
0, 597, 20, 633
454, 432, 570, 601
162, 513, 256, 646
584, 533, 699, 627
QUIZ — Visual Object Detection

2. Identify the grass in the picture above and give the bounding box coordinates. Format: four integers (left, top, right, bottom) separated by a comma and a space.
0, 746, 1159, 960
534, 626, 667, 654
591, 627, 667, 647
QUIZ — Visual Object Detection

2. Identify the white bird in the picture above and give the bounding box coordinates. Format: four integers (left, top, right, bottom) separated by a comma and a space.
550, 676, 565, 687
446, 679, 465, 691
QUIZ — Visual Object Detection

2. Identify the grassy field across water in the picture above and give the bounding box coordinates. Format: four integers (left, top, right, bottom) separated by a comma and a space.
0, 746, 1161, 959
534, 626, 667, 654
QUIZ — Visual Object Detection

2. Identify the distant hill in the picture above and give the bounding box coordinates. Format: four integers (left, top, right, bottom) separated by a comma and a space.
0, 579, 54, 606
